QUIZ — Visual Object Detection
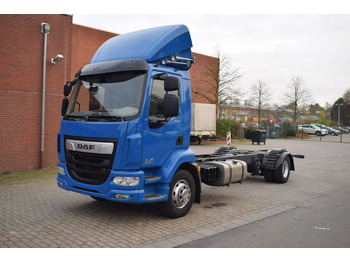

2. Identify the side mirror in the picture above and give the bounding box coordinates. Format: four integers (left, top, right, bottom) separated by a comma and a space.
63, 84, 72, 97
164, 94, 179, 117
63, 77, 78, 97
61, 98, 69, 116
89, 86, 98, 95
164, 76, 179, 91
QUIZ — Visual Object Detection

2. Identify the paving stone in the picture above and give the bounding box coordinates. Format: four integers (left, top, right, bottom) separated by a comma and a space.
1, 140, 350, 247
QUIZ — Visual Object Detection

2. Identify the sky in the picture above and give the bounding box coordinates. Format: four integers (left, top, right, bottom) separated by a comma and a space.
8, 0, 350, 108
72, 13, 350, 107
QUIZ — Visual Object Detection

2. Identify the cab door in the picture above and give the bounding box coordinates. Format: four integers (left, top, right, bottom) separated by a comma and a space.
142, 73, 184, 169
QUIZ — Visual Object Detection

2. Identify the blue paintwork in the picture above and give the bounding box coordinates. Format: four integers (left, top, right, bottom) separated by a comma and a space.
91, 25, 193, 68
57, 25, 195, 204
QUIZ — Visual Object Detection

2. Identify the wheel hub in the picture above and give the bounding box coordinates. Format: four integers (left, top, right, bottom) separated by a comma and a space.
282, 160, 290, 178
172, 179, 191, 209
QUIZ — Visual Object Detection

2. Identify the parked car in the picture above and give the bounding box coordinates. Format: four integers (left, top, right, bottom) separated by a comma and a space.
341, 126, 350, 133
331, 126, 349, 133
298, 124, 327, 136
323, 126, 340, 136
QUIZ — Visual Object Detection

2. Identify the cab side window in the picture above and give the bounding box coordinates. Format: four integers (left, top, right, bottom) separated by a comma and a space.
149, 78, 178, 128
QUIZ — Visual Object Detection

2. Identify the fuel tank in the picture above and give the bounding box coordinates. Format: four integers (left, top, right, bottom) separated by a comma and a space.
199, 160, 248, 186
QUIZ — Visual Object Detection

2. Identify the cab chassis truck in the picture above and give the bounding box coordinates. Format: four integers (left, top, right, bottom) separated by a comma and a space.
57, 25, 304, 218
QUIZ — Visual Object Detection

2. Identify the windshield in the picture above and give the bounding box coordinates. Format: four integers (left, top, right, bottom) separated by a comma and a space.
65, 71, 146, 121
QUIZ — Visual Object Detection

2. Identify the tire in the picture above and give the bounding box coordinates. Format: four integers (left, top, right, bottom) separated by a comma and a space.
159, 169, 195, 218
273, 157, 291, 183
315, 131, 321, 136
263, 170, 275, 182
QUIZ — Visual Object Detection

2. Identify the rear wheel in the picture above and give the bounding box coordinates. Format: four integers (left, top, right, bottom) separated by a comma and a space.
273, 157, 291, 183
159, 169, 195, 218
263, 170, 275, 182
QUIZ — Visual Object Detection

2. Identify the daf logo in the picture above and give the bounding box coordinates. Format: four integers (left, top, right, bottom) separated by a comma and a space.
66, 139, 114, 154
77, 144, 95, 150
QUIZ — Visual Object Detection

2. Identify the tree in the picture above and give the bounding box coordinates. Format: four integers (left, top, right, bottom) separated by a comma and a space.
330, 95, 350, 126
283, 76, 311, 130
308, 103, 323, 116
250, 80, 270, 127
192, 47, 242, 117
343, 88, 350, 103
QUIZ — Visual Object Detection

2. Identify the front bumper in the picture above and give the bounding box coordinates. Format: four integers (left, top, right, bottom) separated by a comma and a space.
57, 162, 168, 203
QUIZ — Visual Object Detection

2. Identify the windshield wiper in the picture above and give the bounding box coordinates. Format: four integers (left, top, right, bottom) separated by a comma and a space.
86, 115, 125, 122
64, 115, 88, 121
64, 114, 125, 122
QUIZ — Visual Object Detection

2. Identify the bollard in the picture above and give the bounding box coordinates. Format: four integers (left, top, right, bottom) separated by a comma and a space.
227, 131, 231, 146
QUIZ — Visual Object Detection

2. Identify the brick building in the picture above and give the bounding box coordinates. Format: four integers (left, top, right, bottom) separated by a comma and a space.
0, 14, 217, 173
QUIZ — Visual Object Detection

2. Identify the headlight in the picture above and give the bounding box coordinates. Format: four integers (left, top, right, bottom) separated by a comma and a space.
113, 176, 139, 186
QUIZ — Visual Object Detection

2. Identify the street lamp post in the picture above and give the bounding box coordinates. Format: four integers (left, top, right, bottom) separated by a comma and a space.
337, 103, 343, 143
338, 103, 341, 127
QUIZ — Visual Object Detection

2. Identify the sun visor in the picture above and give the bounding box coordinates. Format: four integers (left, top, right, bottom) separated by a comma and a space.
80, 59, 148, 76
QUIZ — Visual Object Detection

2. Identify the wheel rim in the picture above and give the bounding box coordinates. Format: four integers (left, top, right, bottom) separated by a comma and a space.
172, 179, 191, 209
282, 159, 290, 178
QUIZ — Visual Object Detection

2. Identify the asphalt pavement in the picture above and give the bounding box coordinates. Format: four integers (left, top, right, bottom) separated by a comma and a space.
180, 188, 350, 248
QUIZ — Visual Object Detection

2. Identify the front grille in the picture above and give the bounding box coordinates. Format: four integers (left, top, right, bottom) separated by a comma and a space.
65, 136, 117, 185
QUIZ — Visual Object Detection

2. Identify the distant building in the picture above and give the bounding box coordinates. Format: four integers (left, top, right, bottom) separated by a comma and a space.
219, 104, 285, 124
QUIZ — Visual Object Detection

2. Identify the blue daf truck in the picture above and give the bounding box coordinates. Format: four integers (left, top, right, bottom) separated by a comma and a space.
57, 25, 303, 218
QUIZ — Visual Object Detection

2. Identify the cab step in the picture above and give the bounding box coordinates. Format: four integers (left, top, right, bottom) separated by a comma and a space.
144, 175, 161, 184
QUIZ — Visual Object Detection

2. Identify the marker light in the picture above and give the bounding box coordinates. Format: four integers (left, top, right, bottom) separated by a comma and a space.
115, 194, 132, 199
58, 166, 65, 175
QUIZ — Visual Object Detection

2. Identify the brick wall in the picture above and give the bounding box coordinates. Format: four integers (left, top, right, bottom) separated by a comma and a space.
0, 14, 72, 172
71, 25, 118, 77
189, 52, 218, 104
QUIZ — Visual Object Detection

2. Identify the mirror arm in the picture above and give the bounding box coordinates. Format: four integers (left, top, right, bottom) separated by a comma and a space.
63, 76, 79, 97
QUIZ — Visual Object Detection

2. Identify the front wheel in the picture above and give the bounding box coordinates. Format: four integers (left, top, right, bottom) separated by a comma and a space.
159, 169, 195, 218
315, 131, 321, 136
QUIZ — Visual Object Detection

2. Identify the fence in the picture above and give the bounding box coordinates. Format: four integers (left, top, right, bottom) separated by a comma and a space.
263, 123, 350, 143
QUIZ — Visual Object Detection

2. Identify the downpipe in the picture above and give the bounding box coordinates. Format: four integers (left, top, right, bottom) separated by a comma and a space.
40, 23, 50, 168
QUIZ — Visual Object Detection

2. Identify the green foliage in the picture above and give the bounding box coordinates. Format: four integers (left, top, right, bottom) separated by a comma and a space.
216, 118, 243, 139
287, 128, 296, 137
278, 121, 296, 137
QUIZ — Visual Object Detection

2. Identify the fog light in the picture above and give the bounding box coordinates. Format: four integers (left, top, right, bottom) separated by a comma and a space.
58, 166, 65, 175
113, 176, 139, 186
115, 194, 132, 199
58, 182, 63, 187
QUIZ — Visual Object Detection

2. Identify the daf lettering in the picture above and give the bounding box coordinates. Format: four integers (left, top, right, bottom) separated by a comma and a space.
78, 144, 95, 150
